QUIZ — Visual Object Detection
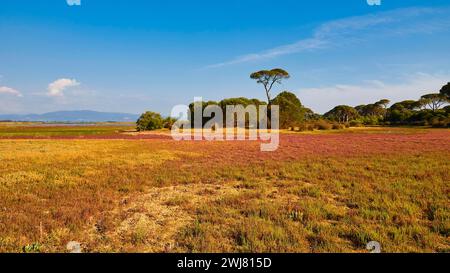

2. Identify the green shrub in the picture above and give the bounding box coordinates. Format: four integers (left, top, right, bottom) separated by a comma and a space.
136, 111, 164, 131
162, 117, 177, 129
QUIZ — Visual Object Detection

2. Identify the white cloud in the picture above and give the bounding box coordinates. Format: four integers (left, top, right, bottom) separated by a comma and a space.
206, 38, 327, 68
0, 86, 23, 97
66, 0, 81, 6
47, 78, 80, 97
206, 7, 450, 68
298, 73, 450, 114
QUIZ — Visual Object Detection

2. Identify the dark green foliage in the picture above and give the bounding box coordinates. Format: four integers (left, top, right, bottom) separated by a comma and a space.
324, 105, 359, 123
304, 107, 321, 121
218, 97, 266, 129
218, 97, 266, 109
136, 111, 163, 131
390, 100, 420, 112
419, 93, 449, 112
349, 120, 363, 127
353, 100, 392, 125
188, 100, 220, 128
440, 82, 450, 98
386, 100, 418, 124
271, 91, 306, 129
387, 108, 449, 126
188, 98, 267, 128
385, 95, 449, 126
355, 104, 385, 118
187, 92, 317, 129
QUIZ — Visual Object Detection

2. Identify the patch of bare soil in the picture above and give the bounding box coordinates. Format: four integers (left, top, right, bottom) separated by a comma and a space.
84, 183, 239, 252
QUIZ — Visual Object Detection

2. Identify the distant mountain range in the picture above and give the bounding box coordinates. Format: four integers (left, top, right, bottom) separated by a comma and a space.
0, 110, 140, 122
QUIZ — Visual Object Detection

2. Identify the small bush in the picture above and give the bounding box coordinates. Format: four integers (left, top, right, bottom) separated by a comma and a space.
332, 123, 345, 130
163, 117, 177, 129
293, 123, 308, 132
315, 120, 332, 130
136, 111, 164, 131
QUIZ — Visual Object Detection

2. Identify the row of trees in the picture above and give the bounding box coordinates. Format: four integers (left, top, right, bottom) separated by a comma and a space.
183, 91, 318, 129
187, 97, 265, 128
249, 69, 449, 128
136, 68, 449, 130
325, 84, 450, 127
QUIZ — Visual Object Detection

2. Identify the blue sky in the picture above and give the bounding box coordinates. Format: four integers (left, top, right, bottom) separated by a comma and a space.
1, 0, 449, 115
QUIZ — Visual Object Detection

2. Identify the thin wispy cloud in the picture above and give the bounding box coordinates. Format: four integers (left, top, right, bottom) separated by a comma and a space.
0, 86, 23, 97
206, 7, 450, 68
47, 78, 80, 97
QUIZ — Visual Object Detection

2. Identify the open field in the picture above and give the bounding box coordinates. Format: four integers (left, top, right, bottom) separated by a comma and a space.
0, 124, 448, 253
0, 122, 136, 138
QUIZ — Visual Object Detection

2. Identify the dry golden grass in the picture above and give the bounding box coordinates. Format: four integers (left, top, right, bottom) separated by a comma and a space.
0, 140, 181, 252
0, 127, 449, 253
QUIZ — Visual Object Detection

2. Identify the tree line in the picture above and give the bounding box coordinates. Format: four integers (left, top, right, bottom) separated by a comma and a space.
136, 69, 449, 131
324, 83, 450, 127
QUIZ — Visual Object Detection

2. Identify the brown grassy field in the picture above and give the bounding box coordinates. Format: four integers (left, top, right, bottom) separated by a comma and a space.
0, 124, 448, 253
